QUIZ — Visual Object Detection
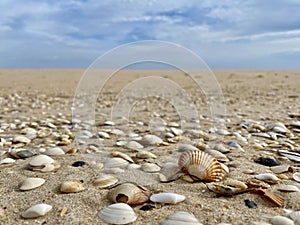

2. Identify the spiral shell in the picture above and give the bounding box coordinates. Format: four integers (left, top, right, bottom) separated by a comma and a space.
178, 150, 226, 182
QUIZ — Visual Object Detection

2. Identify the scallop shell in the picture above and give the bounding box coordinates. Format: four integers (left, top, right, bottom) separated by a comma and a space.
251, 189, 284, 207
293, 172, 300, 182
21, 203, 52, 219
178, 150, 226, 182
98, 203, 137, 225
150, 193, 185, 204
60, 181, 85, 193
20, 177, 45, 191
93, 174, 118, 188
108, 183, 151, 206
162, 211, 203, 225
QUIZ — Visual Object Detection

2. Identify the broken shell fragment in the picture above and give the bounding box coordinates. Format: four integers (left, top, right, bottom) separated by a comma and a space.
98, 203, 137, 225
108, 183, 151, 206
207, 179, 248, 196
60, 181, 85, 193
162, 211, 203, 225
150, 193, 185, 204
251, 189, 285, 207
178, 150, 226, 182
21, 203, 52, 219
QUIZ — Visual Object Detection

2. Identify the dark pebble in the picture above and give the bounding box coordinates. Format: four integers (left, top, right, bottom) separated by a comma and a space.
254, 157, 280, 167
244, 199, 257, 209
16, 150, 35, 159
140, 205, 155, 211
72, 161, 87, 167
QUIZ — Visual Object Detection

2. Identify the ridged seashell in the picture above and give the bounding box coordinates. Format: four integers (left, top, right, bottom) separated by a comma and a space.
21, 203, 52, 219
141, 134, 163, 146
162, 211, 202, 225
135, 150, 157, 159
278, 150, 300, 162
13, 135, 31, 144
254, 173, 280, 184
37, 128, 52, 138
110, 151, 134, 163
150, 193, 185, 204
98, 203, 137, 224
60, 181, 85, 193
29, 155, 54, 167
207, 179, 248, 196
204, 149, 229, 162
270, 216, 294, 225
141, 163, 161, 173
251, 189, 284, 207
93, 174, 118, 188
277, 185, 299, 192
20, 177, 45, 191
271, 165, 293, 174
105, 158, 130, 168
108, 183, 151, 206
178, 150, 226, 182
44, 147, 65, 156
293, 172, 300, 182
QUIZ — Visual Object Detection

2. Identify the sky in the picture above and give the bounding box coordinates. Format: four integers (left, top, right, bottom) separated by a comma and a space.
1, 0, 300, 69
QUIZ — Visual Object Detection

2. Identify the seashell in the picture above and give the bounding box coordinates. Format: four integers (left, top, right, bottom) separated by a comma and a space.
178, 150, 226, 182
98, 203, 137, 224
111, 151, 134, 163
278, 150, 300, 162
108, 183, 151, 206
127, 163, 141, 169
20, 177, 45, 191
150, 193, 185, 204
250, 222, 272, 225
141, 134, 163, 146
103, 120, 115, 126
93, 174, 118, 188
254, 173, 280, 184
60, 181, 85, 193
37, 128, 52, 138
135, 150, 157, 159
13, 135, 31, 144
271, 165, 293, 174
170, 127, 183, 136
44, 147, 65, 156
141, 163, 161, 173
0, 157, 15, 165
270, 216, 294, 225
207, 179, 248, 196
162, 211, 202, 225
245, 179, 271, 189
251, 189, 284, 207
168, 122, 180, 127
98, 131, 110, 139
220, 163, 230, 174
29, 155, 54, 167
21, 203, 52, 219
277, 185, 299, 192
178, 143, 198, 152
292, 172, 300, 182
105, 158, 130, 168
125, 141, 144, 150
213, 144, 230, 153
204, 149, 229, 162
284, 210, 300, 223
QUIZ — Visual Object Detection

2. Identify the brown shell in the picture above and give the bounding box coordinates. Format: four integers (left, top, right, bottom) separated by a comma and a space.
251, 188, 285, 207
107, 183, 151, 206
178, 150, 226, 182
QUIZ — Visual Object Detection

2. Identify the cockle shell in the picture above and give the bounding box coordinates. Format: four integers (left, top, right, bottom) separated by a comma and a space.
60, 181, 85, 193
207, 179, 248, 196
150, 193, 185, 204
162, 211, 203, 225
98, 203, 137, 225
20, 177, 45, 191
108, 183, 151, 206
21, 204, 52, 219
178, 150, 226, 182
93, 174, 118, 188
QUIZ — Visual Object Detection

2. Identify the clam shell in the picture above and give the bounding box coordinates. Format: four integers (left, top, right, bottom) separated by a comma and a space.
29, 155, 54, 167
37, 128, 52, 138
178, 143, 198, 152
105, 158, 129, 168
285, 210, 300, 223
108, 183, 151, 206
13, 135, 31, 144
254, 173, 280, 184
44, 147, 65, 156
93, 174, 118, 188
293, 172, 300, 182
136, 150, 157, 159
125, 141, 143, 150
271, 165, 293, 174
20, 177, 45, 191
21, 203, 52, 219
278, 150, 300, 162
178, 150, 226, 182
162, 211, 203, 225
111, 151, 134, 163
98, 131, 110, 139
270, 216, 294, 225
141, 134, 163, 146
204, 149, 229, 162
141, 163, 161, 173
277, 185, 299, 192
98, 203, 137, 224
60, 181, 85, 193
150, 193, 185, 204
0, 157, 15, 165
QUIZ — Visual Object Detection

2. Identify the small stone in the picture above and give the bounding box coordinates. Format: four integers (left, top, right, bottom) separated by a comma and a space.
254, 157, 281, 167
244, 199, 257, 209
72, 161, 86, 167
139, 205, 155, 211
16, 150, 35, 159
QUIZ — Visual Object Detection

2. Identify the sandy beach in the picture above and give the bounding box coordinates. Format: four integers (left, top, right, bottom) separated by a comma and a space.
0, 69, 299, 225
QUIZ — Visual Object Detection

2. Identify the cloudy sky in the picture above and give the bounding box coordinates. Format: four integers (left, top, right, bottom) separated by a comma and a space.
1, 0, 300, 69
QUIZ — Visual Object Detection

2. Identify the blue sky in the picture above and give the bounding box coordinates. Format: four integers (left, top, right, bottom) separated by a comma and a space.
1, 0, 300, 69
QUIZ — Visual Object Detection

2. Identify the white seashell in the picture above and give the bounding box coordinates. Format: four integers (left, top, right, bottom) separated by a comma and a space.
111, 151, 134, 163
37, 128, 52, 137
162, 211, 202, 225
0, 157, 15, 165
98, 131, 110, 139
29, 155, 54, 167
293, 172, 300, 182
93, 174, 118, 188
44, 147, 65, 156
20, 177, 45, 191
178, 150, 226, 182
277, 185, 299, 192
178, 143, 198, 152
13, 135, 31, 144
104, 121, 115, 126
213, 144, 230, 153
204, 149, 229, 162
125, 141, 143, 150
141, 163, 161, 173
278, 150, 300, 162
98, 203, 137, 224
127, 163, 141, 169
21, 203, 52, 218
250, 222, 272, 225
254, 173, 280, 184
170, 127, 183, 136
141, 134, 163, 146
150, 193, 185, 204
105, 158, 129, 168
136, 150, 157, 159
270, 215, 294, 225
271, 165, 293, 174
285, 210, 300, 223
60, 181, 85, 193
